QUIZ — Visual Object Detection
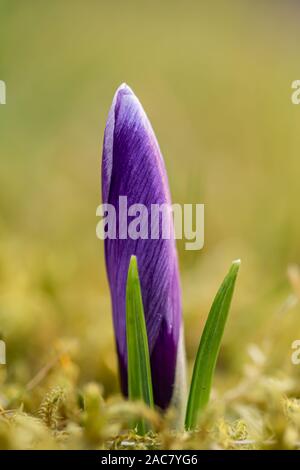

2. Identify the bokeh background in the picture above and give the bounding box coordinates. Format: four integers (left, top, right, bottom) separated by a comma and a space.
1, 0, 300, 447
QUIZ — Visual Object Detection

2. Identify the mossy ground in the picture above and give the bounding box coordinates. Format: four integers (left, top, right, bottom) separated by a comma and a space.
1, 325, 300, 449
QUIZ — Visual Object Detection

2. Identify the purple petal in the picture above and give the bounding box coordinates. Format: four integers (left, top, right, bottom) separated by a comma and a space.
102, 84, 185, 410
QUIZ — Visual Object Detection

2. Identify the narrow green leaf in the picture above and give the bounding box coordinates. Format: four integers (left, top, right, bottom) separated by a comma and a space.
185, 259, 241, 430
126, 255, 154, 434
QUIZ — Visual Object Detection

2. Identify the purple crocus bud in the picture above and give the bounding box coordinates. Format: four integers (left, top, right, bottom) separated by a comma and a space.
101, 83, 186, 416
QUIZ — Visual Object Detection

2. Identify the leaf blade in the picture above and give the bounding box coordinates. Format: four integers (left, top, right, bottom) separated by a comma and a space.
185, 259, 241, 430
126, 255, 154, 434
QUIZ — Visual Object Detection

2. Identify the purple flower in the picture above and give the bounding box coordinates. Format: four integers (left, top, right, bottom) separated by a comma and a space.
102, 84, 186, 412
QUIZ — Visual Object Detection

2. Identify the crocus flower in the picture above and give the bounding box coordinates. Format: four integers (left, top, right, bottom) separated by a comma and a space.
102, 84, 186, 415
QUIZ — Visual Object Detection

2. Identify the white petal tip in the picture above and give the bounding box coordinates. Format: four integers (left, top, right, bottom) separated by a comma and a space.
116, 82, 133, 94
232, 259, 241, 266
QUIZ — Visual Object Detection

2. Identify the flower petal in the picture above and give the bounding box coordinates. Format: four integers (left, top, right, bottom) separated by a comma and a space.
102, 84, 185, 409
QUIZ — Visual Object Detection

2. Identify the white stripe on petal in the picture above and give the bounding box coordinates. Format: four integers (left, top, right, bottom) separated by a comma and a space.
170, 326, 187, 430
102, 83, 127, 202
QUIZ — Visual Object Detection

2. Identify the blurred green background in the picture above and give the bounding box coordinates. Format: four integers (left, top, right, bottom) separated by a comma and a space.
0, 0, 300, 403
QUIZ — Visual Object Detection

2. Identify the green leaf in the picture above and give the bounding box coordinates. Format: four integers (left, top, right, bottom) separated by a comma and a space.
126, 255, 154, 434
185, 259, 241, 430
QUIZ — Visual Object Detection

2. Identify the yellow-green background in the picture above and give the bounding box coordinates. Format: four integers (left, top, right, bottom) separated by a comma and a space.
0, 0, 300, 406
